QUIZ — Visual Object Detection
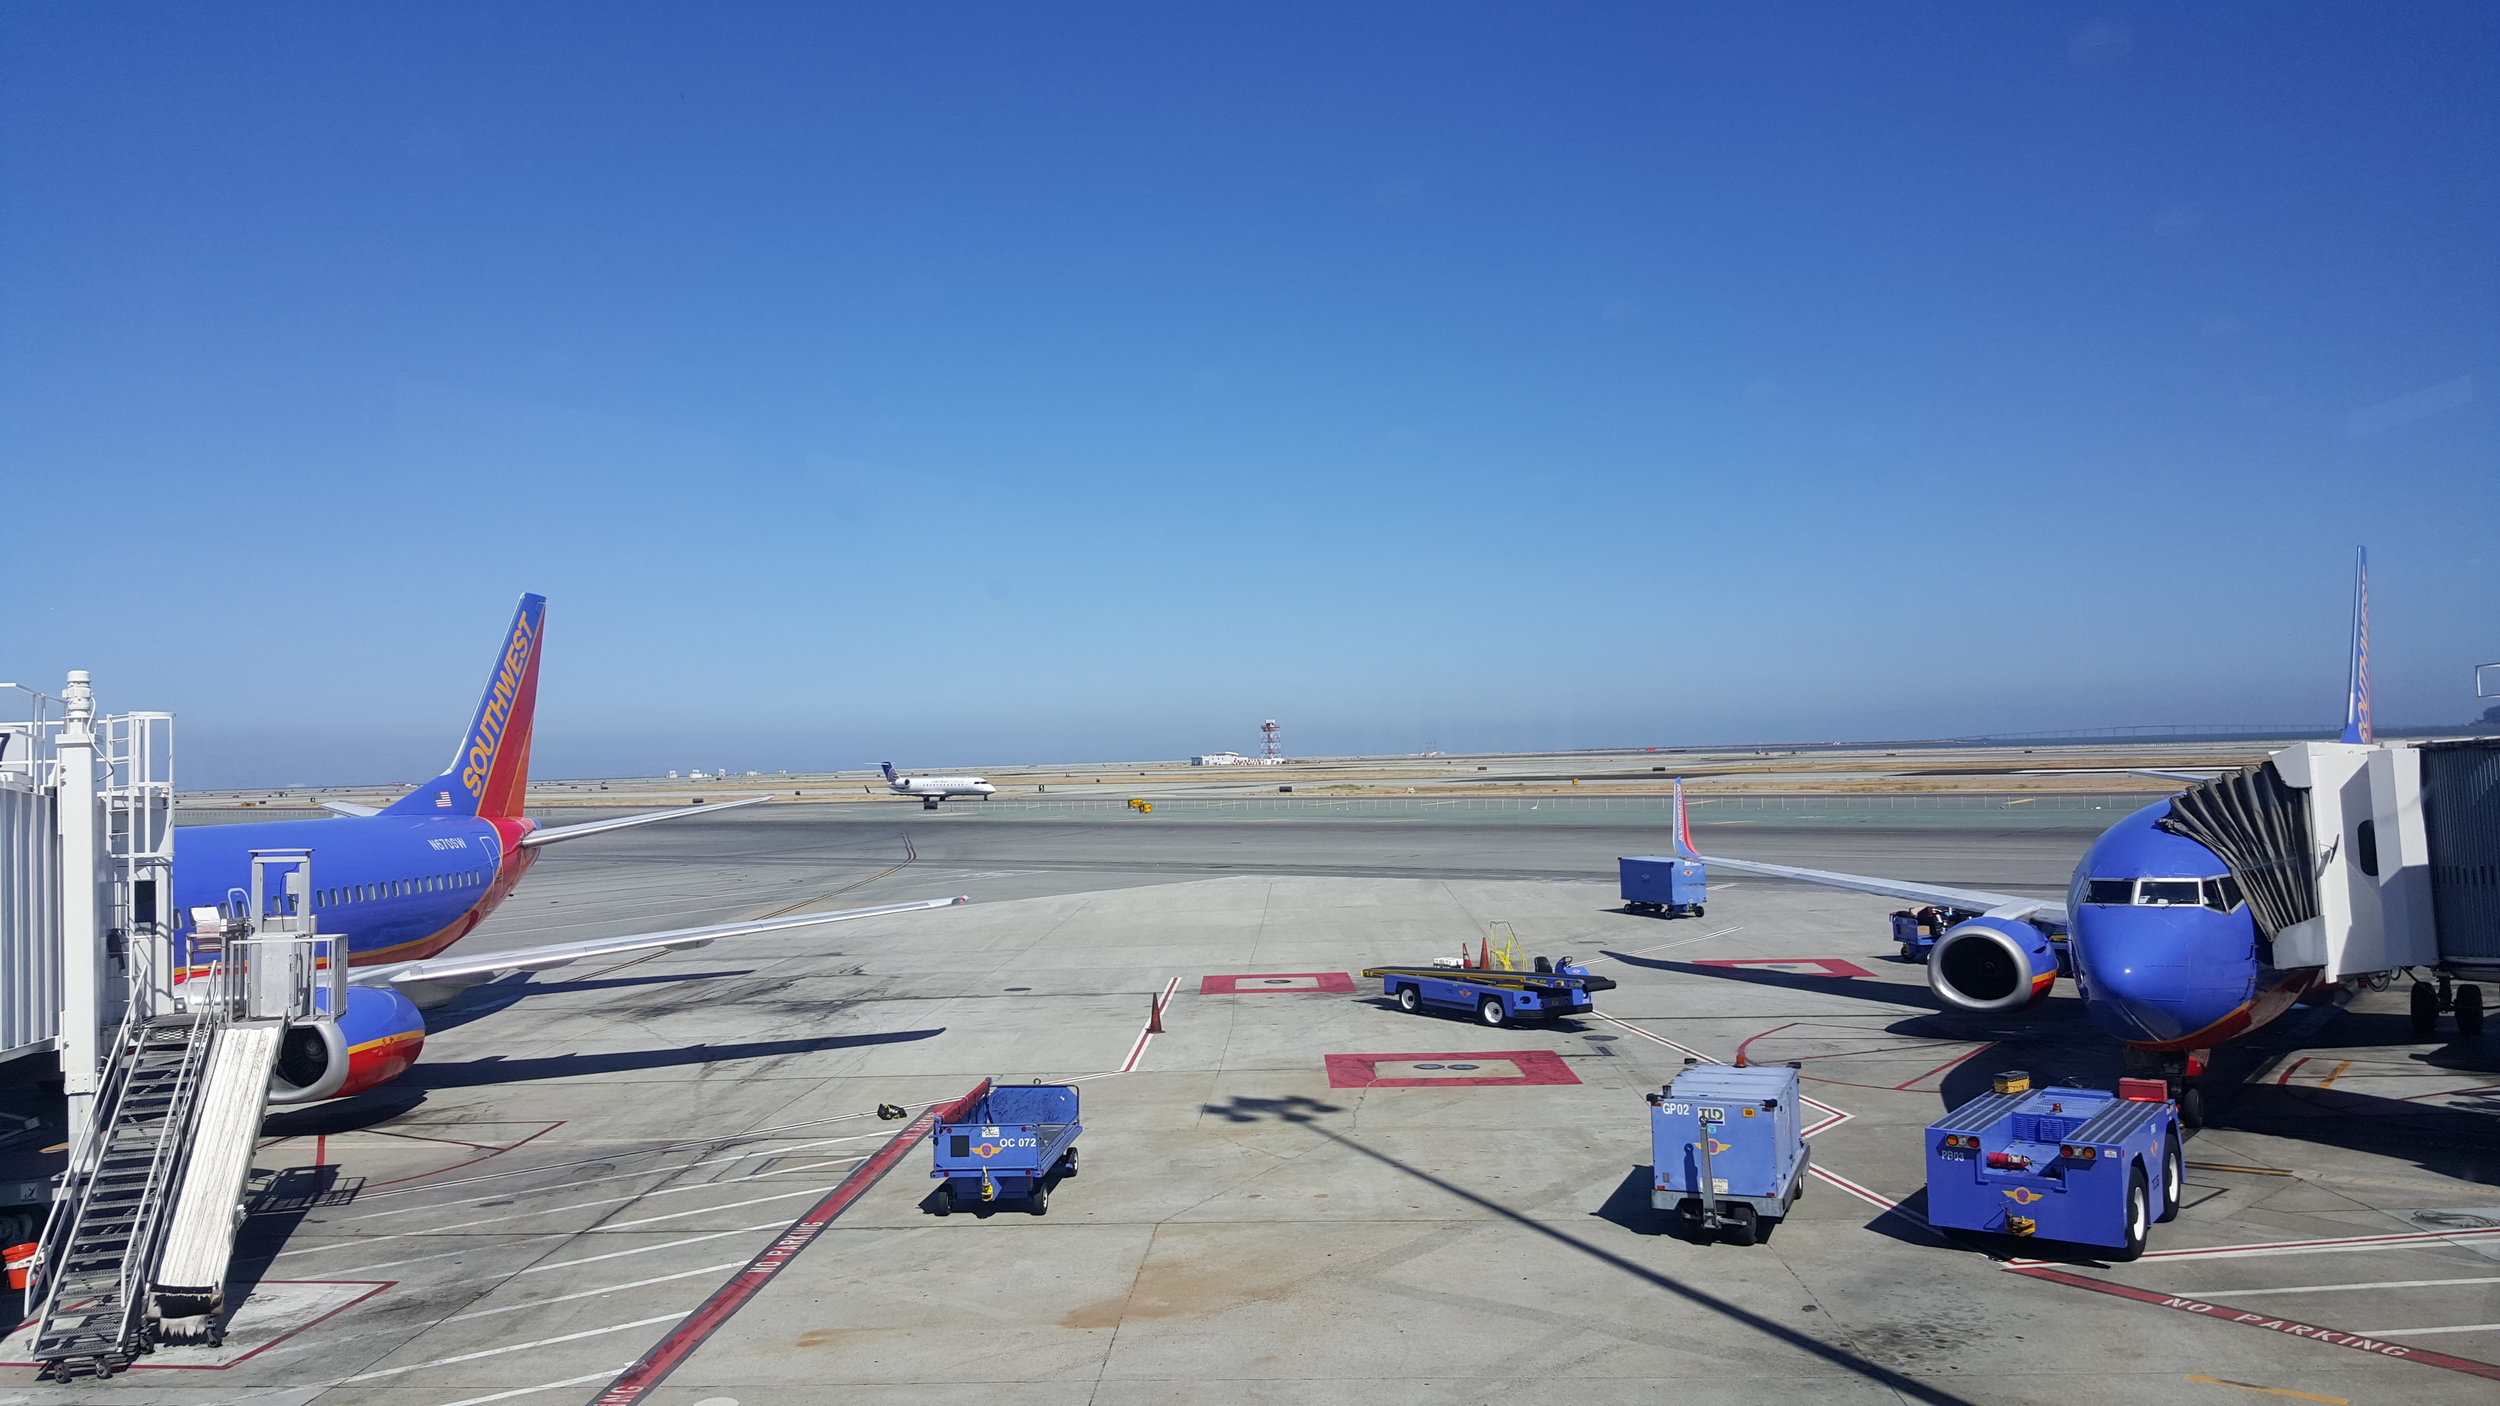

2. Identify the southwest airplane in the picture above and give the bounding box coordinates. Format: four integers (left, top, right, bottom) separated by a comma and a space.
1671, 551, 2390, 1127
173, 595, 966, 1105
880, 762, 996, 808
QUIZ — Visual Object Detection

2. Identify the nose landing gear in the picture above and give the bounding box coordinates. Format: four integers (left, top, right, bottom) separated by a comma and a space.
2123, 1046, 2212, 1130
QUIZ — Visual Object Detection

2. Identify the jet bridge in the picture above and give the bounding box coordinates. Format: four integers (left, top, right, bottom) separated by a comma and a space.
2160, 739, 2496, 986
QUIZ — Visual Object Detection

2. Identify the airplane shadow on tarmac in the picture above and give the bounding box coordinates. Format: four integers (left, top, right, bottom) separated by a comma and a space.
1198, 1093, 1983, 1406
420, 968, 763, 1033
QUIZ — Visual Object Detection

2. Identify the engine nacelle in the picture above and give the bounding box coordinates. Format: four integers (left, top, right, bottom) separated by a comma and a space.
269, 985, 427, 1104
1928, 917, 2058, 1014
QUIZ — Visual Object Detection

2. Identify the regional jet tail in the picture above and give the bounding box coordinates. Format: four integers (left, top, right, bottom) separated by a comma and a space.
171, 593, 968, 1105
881, 761, 998, 809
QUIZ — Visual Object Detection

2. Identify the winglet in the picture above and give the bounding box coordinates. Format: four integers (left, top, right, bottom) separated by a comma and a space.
1673, 777, 1702, 859
383, 594, 547, 818
2341, 547, 2373, 745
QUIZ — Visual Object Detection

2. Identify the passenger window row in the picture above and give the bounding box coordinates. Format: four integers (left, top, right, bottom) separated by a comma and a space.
312, 870, 488, 909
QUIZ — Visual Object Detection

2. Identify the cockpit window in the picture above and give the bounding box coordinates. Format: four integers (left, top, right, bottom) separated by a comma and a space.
2084, 879, 2135, 905
2138, 880, 2203, 906
2204, 875, 2243, 912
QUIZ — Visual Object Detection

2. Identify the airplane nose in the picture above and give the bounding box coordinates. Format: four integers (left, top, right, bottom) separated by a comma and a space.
2072, 907, 2245, 1047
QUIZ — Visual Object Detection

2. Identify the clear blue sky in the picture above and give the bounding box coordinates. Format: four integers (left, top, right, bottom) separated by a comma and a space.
4, 5, 2494, 788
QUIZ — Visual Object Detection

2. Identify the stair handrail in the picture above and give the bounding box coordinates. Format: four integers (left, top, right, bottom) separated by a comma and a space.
28, 936, 232, 1372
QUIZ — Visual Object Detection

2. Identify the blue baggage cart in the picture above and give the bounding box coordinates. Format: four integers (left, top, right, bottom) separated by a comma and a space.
930, 1082, 1082, 1215
1620, 855, 1706, 918
1924, 1073, 2181, 1258
1649, 1062, 1808, 1244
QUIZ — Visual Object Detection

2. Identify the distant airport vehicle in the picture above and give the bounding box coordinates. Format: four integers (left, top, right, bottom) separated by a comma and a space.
881, 761, 997, 808
1619, 854, 1706, 918
1361, 958, 1616, 1026
1671, 550, 2488, 1126
174, 595, 967, 1104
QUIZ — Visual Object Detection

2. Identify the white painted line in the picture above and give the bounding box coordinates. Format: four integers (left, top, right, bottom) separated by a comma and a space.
340, 1131, 886, 1222
1585, 1010, 1715, 1062
595, 1184, 838, 1232
283, 1160, 858, 1257
2354, 1322, 2500, 1337
426, 1369, 632, 1406
2011, 1224, 2500, 1267
2215, 1275, 2500, 1298
520, 1220, 799, 1275
340, 1314, 682, 1383
1609, 925, 1743, 960
1119, 976, 1182, 1073
441, 1262, 750, 1322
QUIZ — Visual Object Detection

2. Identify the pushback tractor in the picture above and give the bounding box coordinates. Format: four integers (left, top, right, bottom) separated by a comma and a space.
1924, 1072, 2181, 1259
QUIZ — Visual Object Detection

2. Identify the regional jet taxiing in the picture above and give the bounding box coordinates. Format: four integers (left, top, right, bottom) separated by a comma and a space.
881, 762, 997, 808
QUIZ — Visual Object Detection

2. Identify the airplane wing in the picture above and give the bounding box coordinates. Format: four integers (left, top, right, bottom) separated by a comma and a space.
352, 894, 967, 1006
320, 801, 383, 817
1666, 776, 2067, 927
521, 794, 772, 847
1690, 851, 2069, 928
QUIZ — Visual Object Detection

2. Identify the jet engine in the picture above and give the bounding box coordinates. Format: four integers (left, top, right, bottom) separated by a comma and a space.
1927, 917, 2059, 1014
269, 984, 427, 1104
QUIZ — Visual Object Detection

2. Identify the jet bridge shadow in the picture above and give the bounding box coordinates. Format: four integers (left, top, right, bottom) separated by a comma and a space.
1200, 1093, 1980, 1406
2207, 1007, 2500, 1185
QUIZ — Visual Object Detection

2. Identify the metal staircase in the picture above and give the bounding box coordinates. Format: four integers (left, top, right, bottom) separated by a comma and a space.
28, 1009, 218, 1379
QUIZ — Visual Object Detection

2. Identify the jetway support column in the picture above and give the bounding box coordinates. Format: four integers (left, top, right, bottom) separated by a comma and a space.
55, 672, 102, 1151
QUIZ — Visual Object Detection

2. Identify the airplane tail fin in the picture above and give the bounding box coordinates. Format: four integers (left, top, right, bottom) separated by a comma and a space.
2341, 547, 2373, 745
1672, 777, 1702, 859
880, 762, 899, 783
382, 594, 548, 819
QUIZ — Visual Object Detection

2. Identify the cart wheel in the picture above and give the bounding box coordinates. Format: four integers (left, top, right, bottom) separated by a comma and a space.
2411, 980, 2440, 1038
1030, 1180, 1050, 1216
2459, 984, 2486, 1038
1060, 1147, 1079, 1178
1478, 997, 1507, 1027
935, 1182, 955, 1216
1397, 985, 1420, 1013
2117, 1169, 2150, 1260
1724, 1204, 1758, 1246
1692, 905, 1704, 920
2157, 1130, 2182, 1223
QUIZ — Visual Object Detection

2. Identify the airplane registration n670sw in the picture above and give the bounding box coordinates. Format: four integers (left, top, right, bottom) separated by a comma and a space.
173, 594, 967, 1104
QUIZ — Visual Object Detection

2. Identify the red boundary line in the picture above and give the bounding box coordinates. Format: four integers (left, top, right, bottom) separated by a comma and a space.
2007, 1264, 2500, 1383
587, 1079, 991, 1406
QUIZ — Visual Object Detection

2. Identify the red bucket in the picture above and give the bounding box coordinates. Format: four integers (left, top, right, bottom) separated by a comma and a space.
4, 1243, 36, 1292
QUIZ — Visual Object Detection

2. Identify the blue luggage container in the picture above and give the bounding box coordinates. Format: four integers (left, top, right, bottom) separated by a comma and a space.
1620, 855, 1706, 918
1649, 1062, 1807, 1244
930, 1082, 1082, 1215
1924, 1073, 2180, 1258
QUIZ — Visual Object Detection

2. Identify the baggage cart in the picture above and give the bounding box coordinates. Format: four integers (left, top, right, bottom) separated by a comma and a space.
929, 1082, 1082, 1215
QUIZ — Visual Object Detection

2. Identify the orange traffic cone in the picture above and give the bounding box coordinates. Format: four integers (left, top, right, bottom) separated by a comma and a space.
1478, 935, 1491, 970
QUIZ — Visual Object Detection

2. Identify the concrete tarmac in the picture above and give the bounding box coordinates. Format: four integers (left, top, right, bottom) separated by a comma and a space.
8, 804, 2495, 1405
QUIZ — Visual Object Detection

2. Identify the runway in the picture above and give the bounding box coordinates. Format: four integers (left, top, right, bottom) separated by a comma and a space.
8, 802, 2495, 1405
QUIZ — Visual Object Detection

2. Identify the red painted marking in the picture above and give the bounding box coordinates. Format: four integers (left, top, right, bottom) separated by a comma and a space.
1200, 972, 1355, 994
1893, 1045, 1985, 1091
0, 1282, 392, 1370
2277, 1056, 2311, 1086
1694, 957, 1875, 979
1324, 1050, 1579, 1089
2013, 1223, 2500, 1267
588, 1080, 991, 1406
2008, 1265, 2500, 1382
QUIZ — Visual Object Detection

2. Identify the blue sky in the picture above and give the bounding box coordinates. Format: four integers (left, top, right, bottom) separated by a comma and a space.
4, 4, 2494, 787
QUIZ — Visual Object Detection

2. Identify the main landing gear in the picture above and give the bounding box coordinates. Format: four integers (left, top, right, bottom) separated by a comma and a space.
2412, 974, 2486, 1039
922, 796, 942, 810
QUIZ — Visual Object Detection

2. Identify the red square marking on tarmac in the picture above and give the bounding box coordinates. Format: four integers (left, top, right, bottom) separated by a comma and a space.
1693, 957, 1874, 979
1326, 1050, 1580, 1088
1201, 972, 1356, 994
